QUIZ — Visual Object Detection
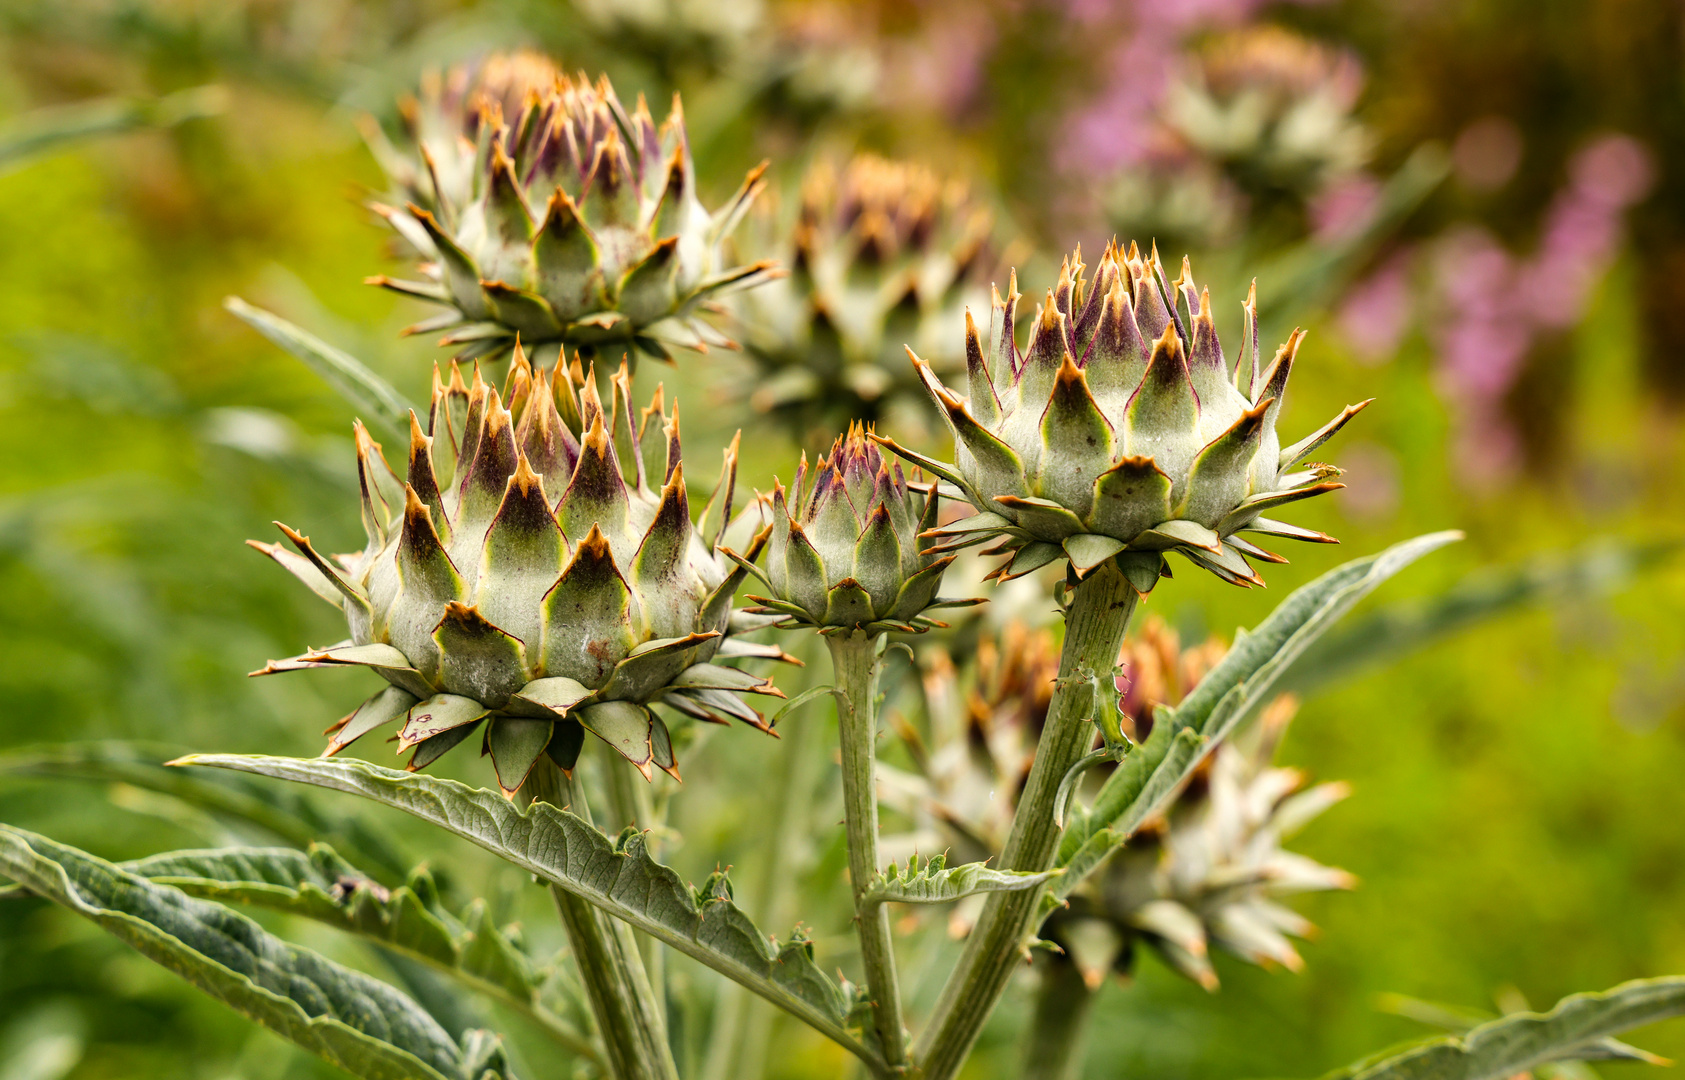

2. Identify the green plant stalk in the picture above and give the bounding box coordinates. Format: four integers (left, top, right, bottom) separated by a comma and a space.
916, 562, 1138, 1079
702, 659, 826, 1080
601, 755, 669, 1036
528, 759, 678, 1080
827, 630, 909, 1070
1021, 959, 1097, 1080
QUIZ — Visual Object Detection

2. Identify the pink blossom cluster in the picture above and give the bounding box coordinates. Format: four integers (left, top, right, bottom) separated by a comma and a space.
1430, 135, 1654, 480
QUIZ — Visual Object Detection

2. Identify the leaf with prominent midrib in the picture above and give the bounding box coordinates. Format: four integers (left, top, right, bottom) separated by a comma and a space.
1279, 537, 1681, 697
174, 752, 886, 1075
1053, 532, 1461, 899
1323, 977, 1685, 1080
863, 854, 1060, 907
0, 826, 507, 1080
0, 741, 411, 883
114, 843, 598, 1062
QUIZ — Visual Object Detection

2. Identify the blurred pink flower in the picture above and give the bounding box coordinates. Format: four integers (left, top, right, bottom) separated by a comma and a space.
1432, 134, 1655, 482
1337, 250, 1414, 364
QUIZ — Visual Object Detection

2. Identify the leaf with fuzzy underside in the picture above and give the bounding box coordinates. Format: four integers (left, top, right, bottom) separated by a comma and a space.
1053, 532, 1462, 898
1323, 977, 1685, 1080
862, 854, 1061, 907
0, 826, 504, 1080
0, 741, 410, 883
111, 844, 597, 1062
173, 753, 886, 1074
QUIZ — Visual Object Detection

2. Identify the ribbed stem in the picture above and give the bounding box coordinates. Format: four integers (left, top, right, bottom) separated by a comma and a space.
826, 630, 909, 1070
1020, 958, 1097, 1080
917, 563, 1138, 1080
601, 757, 667, 1035
527, 759, 677, 1080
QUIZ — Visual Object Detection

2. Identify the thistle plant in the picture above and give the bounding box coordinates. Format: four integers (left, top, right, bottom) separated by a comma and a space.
249, 348, 782, 792
729, 155, 999, 445
363, 52, 776, 364
1166, 26, 1370, 202
14, 36, 1685, 1080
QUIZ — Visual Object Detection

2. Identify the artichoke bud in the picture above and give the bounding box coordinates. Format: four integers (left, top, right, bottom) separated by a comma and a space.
250, 347, 788, 795
890, 618, 1352, 982
891, 242, 1369, 593
731, 154, 1003, 444
750, 423, 965, 636
1052, 666, 1354, 991
364, 51, 778, 365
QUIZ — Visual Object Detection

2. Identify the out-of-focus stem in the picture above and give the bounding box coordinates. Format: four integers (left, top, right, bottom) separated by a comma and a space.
701, 648, 826, 1080
528, 758, 677, 1080
1021, 957, 1098, 1080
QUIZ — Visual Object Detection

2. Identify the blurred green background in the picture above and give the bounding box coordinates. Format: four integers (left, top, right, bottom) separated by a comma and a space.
1, 1, 1684, 1078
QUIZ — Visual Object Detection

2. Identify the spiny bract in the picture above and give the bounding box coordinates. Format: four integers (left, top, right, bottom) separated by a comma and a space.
1048, 690, 1353, 990
747, 424, 969, 635
249, 350, 785, 794
730, 154, 998, 445
363, 51, 776, 365
891, 241, 1367, 592
1166, 26, 1370, 199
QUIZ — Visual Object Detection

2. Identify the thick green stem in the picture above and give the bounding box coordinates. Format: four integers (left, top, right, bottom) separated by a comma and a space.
528, 759, 678, 1080
1020, 958, 1098, 1080
600, 757, 668, 1034
827, 630, 909, 1070
916, 563, 1138, 1080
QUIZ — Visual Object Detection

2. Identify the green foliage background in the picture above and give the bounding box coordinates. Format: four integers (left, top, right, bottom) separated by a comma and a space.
1, 1, 1683, 1078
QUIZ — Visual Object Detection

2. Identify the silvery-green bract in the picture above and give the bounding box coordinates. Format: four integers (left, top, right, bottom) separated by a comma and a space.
887, 241, 1366, 592
364, 52, 776, 364
250, 352, 784, 794
731, 154, 998, 445
1047, 697, 1354, 990
746, 424, 967, 635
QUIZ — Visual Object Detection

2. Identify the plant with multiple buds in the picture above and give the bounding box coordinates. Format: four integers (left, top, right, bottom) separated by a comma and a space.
32, 45, 1669, 1080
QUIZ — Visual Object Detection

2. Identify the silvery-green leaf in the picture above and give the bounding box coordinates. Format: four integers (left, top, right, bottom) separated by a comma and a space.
174, 754, 883, 1074
1056, 532, 1462, 888
863, 855, 1060, 907
109, 843, 597, 1062
1279, 538, 1682, 697
1324, 977, 1685, 1080
0, 827, 487, 1080
224, 298, 415, 441
0, 742, 409, 883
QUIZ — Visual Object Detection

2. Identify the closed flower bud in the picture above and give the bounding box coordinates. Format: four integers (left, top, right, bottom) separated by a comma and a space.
731, 154, 1002, 445
746, 424, 966, 635
887, 242, 1367, 592
249, 349, 787, 795
363, 51, 777, 364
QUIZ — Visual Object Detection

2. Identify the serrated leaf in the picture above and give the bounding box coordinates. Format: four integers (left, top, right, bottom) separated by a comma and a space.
0, 741, 410, 883
0, 826, 499, 1080
175, 753, 885, 1075
862, 855, 1059, 907
225, 297, 416, 440
1323, 977, 1685, 1080
1057, 532, 1461, 883
113, 844, 598, 1063
1280, 538, 1682, 697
